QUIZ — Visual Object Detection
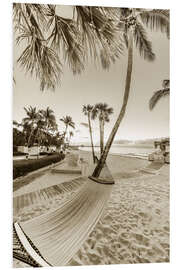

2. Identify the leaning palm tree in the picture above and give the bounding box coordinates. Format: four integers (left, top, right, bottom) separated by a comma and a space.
92, 103, 113, 155
60, 116, 75, 140
92, 8, 169, 178
23, 106, 40, 147
149, 79, 170, 110
82, 105, 96, 163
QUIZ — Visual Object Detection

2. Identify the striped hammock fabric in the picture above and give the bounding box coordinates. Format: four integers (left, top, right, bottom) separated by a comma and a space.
13, 165, 114, 266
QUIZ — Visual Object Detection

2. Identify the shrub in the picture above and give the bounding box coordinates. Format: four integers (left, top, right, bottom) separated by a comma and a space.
13, 153, 65, 179
13, 152, 27, 156
39, 152, 48, 156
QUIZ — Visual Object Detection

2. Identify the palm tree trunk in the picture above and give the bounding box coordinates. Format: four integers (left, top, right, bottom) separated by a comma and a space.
99, 119, 104, 155
92, 33, 133, 178
64, 125, 68, 137
64, 125, 68, 149
88, 113, 96, 163
27, 123, 34, 148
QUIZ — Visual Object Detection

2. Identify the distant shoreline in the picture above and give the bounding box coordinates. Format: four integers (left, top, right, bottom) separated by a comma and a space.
77, 144, 154, 149
78, 148, 149, 160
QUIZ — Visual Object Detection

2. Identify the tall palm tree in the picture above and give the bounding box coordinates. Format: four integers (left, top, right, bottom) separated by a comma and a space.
33, 117, 46, 146
82, 105, 96, 163
92, 8, 169, 178
60, 116, 75, 140
69, 131, 74, 145
39, 107, 56, 135
92, 103, 113, 155
13, 120, 22, 128
13, 4, 123, 90
149, 79, 170, 110
23, 106, 40, 147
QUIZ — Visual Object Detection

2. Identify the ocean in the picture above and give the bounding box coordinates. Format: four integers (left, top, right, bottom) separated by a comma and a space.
79, 144, 155, 159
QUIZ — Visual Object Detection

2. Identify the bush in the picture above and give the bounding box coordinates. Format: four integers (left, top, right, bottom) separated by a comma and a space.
39, 152, 48, 156
13, 153, 65, 179
13, 152, 27, 156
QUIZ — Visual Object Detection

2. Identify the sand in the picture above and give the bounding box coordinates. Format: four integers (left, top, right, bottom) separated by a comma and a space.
13, 151, 169, 267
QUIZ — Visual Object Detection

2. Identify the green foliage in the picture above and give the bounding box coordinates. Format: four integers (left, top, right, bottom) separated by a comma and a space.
13, 153, 65, 179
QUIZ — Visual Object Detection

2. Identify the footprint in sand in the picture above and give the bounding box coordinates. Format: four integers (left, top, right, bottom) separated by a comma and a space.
160, 242, 169, 249
163, 226, 169, 232
118, 236, 130, 246
155, 209, 161, 215
132, 233, 150, 246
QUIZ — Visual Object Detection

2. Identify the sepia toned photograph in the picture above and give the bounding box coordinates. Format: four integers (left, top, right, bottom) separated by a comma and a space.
13, 2, 170, 267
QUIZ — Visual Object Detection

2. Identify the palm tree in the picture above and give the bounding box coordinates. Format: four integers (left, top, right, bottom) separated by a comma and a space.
23, 106, 40, 147
39, 107, 57, 139
92, 8, 169, 178
13, 5, 169, 177
33, 117, 46, 145
82, 105, 96, 163
92, 103, 113, 155
13, 4, 123, 90
69, 131, 74, 145
149, 79, 170, 110
60, 116, 75, 141
13, 120, 22, 128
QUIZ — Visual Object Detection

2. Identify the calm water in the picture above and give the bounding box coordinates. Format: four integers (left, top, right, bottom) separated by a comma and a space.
79, 144, 155, 159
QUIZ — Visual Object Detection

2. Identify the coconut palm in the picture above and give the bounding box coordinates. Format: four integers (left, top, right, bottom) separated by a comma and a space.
13, 4, 123, 90
82, 105, 96, 163
33, 117, 46, 146
92, 103, 113, 155
69, 131, 74, 145
13, 120, 22, 128
23, 106, 40, 147
39, 107, 56, 134
60, 116, 75, 140
92, 8, 169, 178
149, 79, 170, 110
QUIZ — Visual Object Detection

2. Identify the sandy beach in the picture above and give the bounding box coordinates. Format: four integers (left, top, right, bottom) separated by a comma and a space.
13, 151, 169, 267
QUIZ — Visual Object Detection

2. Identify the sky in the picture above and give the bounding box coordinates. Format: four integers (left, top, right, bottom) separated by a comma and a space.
13, 5, 169, 144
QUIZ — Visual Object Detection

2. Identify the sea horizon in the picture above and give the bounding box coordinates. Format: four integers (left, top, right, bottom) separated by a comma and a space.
79, 144, 155, 159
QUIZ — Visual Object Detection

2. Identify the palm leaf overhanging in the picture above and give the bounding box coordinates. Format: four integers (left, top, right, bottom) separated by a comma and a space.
13, 4, 124, 90
149, 79, 170, 110
149, 89, 170, 110
139, 9, 170, 39
133, 21, 155, 61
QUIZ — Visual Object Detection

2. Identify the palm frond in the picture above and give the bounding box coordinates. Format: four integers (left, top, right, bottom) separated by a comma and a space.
91, 105, 99, 120
162, 79, 170, 88
149, 88, 170, 110
15, 24, 32, 44
139, 9, 170, 38
75, 6, 123, 69
50, 15, 84, 74
82, 104, 93, 114
13, 3, 23, 27
91, 103, 113, 122
17, 33, 62, 91
24, 4, 45, 39
133, 21, 155, 61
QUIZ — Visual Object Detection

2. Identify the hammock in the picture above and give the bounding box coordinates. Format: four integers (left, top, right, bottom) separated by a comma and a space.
13, 161, 114, 267
13, 177, 85, 217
